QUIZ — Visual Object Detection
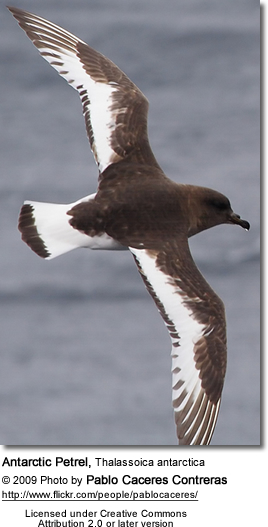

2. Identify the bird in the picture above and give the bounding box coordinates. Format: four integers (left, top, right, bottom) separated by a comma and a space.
8, 6, 250, 445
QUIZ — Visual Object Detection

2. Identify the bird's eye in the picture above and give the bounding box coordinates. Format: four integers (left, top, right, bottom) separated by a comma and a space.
208, 198, 230, 211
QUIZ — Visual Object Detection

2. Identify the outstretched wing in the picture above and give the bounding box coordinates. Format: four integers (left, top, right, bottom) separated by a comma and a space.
8, 7, 160, 173
130, 244, 227, 445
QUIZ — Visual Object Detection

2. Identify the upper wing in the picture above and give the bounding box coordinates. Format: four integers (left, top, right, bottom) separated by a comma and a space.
130, 244, 227, 445
8, 7, 160, 173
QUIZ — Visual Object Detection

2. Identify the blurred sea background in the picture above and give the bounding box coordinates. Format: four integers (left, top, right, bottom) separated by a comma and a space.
0, 0, 259, 445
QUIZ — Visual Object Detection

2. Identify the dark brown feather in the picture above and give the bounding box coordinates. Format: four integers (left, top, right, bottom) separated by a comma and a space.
18, 204, 51, 258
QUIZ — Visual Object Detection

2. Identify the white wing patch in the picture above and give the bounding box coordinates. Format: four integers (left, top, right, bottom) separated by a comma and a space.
79, 82, 118, 172
10, 9, 122, 172
130, 247, 221, 445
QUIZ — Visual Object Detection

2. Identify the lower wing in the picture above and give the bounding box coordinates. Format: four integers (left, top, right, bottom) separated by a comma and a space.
130, 244, 227, 445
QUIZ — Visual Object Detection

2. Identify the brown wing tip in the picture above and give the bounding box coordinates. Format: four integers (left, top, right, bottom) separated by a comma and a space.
7, 6, 29, 22
18, 204, 51, 259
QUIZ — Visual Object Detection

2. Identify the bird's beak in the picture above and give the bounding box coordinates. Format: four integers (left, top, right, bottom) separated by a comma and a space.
229, 211, 250, 230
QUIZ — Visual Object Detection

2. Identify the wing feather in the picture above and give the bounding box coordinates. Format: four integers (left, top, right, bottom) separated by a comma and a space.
8, 7, 159, 173
130, 245, 226, 445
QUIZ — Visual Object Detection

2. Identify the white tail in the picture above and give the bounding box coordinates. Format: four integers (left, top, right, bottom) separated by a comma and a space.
18, 193, 124, 259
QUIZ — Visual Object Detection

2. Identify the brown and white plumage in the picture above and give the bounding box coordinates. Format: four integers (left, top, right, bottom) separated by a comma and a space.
130, 245, 225, 445
9, 6, 249, 445
8, 6, 159, 173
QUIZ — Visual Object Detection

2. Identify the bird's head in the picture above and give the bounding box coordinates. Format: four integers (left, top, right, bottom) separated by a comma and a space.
185, 186, 250, 237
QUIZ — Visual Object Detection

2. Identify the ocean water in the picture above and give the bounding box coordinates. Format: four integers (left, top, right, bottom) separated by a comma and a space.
0, 0, 260, 445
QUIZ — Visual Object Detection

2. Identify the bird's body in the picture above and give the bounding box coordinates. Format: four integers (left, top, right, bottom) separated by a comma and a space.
9, 6, 249, 445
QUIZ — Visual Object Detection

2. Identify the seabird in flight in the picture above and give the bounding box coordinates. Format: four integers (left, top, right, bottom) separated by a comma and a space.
8, 6, 250, 445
